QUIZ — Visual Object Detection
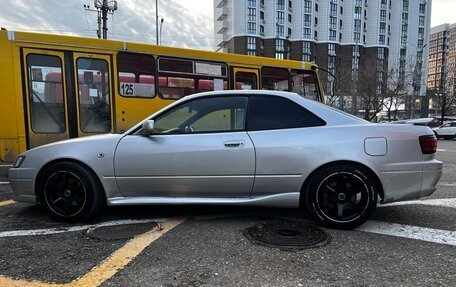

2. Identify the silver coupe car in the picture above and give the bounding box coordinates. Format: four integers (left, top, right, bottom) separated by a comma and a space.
9, 91, 442, 229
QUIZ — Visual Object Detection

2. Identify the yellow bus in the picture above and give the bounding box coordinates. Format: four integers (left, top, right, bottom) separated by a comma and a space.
0, 28, 324, 162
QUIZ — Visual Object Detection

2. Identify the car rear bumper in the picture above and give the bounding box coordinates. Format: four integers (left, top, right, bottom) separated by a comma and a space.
380, 159, 442, 203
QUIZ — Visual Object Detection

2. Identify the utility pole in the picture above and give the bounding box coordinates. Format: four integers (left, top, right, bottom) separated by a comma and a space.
84, 0, 118, 39
156, 0, 159, 45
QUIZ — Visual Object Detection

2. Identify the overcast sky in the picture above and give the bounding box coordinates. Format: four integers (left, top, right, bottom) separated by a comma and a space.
0, 0, 454, 51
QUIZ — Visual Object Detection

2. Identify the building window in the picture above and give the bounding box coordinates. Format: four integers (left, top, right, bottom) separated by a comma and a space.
380, 22, 386, 34
330, 16, 337, 30
315, 3, 318, 12
277, 24, 284, 37
403, 0, 409, 11
354, 32, 361, 43
303, 28, 311, 39
419, 16, 425, 26
277, 0, 285, 10
248, 8, 256, 21
288, 14, 292, 22
330, 3, 337, 16
380, 10, 386, 21
248, 0, 256, 7
329, 30, 336, 41
419, 3, 425, 14
418, 27, 424, 39
328, 43, 336, 55
304, 14, 311, 27
304, 0, 312, 13
248, 22, 256, 34
354, 19, 361, 32
260, 25, 264, 35
260, 11, 264, 20
379, 34, 385, 45
377, 47, 385, 60
277, 11, 284, 24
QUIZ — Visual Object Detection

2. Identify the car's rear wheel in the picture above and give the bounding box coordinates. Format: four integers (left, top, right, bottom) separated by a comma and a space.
305, 163, 378, 229
37, 162, 104, 222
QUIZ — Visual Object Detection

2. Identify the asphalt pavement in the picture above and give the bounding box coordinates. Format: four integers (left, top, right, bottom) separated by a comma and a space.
0, 140, 455, 287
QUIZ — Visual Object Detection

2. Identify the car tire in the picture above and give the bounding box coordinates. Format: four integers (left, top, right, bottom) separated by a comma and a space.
37, 161, 104, 222
305, 163, 378, 229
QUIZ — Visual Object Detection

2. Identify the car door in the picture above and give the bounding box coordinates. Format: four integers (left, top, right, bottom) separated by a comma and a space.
114, 96, 255, 198
245, 95, 326, 197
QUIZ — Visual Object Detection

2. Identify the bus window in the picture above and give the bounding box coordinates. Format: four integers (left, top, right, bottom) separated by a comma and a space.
158, 58, 194, 99
158, 58, 228, 98
235, 72, 257, 89
26, 54, 66, 133
262, 67, 289, 91
117, 52, 155, 98
291, 70, 320, 101
76, 58, 111, 133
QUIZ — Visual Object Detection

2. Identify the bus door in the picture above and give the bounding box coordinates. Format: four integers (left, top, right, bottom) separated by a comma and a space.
23, 49, 71, 149
232, 67, 259, 90
73, 53, 113, 137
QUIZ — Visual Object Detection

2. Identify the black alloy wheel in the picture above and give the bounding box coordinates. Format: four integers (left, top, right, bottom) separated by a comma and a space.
38, 162, 104, 222
44, 171, 87, 218
305, 164, 378, 229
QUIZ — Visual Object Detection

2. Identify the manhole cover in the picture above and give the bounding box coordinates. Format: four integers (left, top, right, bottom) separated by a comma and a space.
243, 221, 331, 250
84, 222, 158, 240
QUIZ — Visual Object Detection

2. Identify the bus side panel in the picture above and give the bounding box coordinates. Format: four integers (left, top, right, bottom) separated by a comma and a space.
0, 31, 25, 162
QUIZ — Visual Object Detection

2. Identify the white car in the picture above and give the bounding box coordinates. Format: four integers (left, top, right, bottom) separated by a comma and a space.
433, 121, 456, 140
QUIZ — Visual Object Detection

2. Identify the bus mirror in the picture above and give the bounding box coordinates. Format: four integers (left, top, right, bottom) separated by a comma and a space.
141, 120, 155, 136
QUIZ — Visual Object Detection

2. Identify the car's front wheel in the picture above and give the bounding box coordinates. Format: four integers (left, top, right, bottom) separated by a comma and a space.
305, 163, 378, 229
37, 162, 104, 222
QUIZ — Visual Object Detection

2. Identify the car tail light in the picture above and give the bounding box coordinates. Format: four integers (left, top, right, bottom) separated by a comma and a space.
419, 135, 437, 154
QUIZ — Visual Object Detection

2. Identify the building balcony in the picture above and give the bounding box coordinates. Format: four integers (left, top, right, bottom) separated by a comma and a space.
216, 0, 226, 8
216, 7, 228, 21
216, 20, 229, 34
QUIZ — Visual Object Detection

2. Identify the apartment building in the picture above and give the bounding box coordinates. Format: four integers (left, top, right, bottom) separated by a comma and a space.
214, 0, 431, 98
427, 23, 456, 99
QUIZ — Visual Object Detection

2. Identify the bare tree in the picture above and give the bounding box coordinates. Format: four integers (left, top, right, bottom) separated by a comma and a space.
435, 64, 456, 123
356, 59, 386, 121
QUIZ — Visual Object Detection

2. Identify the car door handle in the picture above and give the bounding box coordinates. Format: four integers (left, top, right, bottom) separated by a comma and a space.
224, 140, 244, 148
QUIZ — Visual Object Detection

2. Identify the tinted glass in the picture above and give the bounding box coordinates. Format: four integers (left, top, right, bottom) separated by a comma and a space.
27, 54, 66, 133
246, 96, 325, 131
290, 70, 320, 101
262, 67, 289, 91
117, 52, 155, 98
77, 58, 111, 133
153, 97, 248, 134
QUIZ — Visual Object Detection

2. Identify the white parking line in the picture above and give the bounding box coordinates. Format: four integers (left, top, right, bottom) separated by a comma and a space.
0, 218, 167, 238
357, 220, 456, 246
438, 182, 456, 187
0, 182, 9, 185
437, 149, 446, 151
380, 198, 456, 209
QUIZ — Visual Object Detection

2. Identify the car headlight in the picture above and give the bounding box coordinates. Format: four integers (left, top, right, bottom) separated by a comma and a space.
13, 156, 26, 168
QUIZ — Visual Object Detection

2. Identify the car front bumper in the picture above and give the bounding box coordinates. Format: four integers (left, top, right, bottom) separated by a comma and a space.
8, 167, 38, 204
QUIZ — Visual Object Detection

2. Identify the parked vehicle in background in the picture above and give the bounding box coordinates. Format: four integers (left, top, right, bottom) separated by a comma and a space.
433, 121, 456, 140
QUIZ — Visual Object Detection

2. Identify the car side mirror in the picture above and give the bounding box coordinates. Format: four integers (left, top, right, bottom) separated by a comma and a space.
141, 120, 155, 136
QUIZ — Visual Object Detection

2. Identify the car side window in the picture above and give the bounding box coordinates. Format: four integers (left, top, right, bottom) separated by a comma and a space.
246, 95, 325, 131
153, 96, 248, 134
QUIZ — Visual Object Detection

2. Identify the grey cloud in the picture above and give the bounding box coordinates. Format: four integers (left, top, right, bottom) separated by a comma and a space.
0, 0, 213, 50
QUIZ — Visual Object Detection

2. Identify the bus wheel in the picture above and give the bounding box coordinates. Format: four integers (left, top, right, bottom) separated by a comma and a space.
38, 162, 104, 222
305, 163, 378, 229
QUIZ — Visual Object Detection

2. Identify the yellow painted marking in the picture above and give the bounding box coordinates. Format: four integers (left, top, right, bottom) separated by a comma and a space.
0, 217, 185, 287
0, 200, 15, 207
